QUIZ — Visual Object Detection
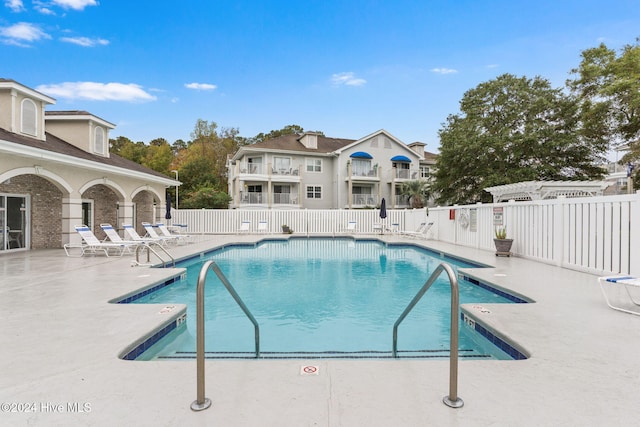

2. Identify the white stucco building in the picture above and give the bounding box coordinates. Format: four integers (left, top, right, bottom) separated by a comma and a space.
0, 78, 178, 253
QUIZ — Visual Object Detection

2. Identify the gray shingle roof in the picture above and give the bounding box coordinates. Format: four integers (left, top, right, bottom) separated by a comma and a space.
250, 134, 355, 153
0, 127, 170, 179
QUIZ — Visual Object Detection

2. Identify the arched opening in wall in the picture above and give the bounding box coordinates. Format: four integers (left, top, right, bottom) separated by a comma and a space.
81, 184, 120, 241
132, 190, 159, 236
0, 174, 63, 250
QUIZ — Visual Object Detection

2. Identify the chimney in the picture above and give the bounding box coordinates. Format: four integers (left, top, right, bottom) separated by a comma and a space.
298, 132, 319, 149
407, 141, 426, 156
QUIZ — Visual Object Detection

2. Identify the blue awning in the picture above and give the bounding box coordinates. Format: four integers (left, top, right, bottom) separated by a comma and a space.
350, 151, 373, 159
391, 155, 412, 162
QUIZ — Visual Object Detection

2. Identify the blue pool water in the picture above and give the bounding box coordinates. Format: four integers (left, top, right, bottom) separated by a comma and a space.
129, 238, 525, 360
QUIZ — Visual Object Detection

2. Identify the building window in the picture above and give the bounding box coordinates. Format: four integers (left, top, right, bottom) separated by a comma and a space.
306, 185, 322, 199
21, 99, 37, 136
420, 166, 431, 178
351, 159, 372, 176
306, 158, 322, 172
94, 126, 105, 154
273, 156, 291, 173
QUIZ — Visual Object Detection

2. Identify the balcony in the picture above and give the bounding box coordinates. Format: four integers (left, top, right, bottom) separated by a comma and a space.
273, 193, 299, 205
393, 169, 419, 181
351, 194, 379, 207
237, 192, 300, 208
271, 166, 300, 177
241, 192, 267, 205
240, 163, 266, 175
347, 168, 379, 183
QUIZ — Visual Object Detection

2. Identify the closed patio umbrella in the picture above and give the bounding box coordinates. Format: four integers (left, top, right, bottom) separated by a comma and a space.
379, 198, 387, 234
165, 196, 172, 220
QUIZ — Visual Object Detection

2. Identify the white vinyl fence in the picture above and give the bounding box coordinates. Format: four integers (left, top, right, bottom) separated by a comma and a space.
170, 208, 427, 236
170, 192, 639, 277
426, 192, 640, 276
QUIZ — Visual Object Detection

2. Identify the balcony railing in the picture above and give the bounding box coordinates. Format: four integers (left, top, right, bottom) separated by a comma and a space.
394, 169, 419, 180
351, 168, 378, 178
240, 163, 266, 175
241, 192, 266, 204
273, 193, 299, 205
239, 192, 300, 205
394, 195, 411, 207
352, 194, 378, 206
272, 166, 299, 176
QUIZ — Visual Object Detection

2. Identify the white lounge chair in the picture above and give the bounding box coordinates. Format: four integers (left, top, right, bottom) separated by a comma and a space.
64, 225, 133, 257
141, 222, 180, 245
100, 223, 152, 252
257, 220, 268, 233
123, 224, 166, 245
238, 220, 251, 233
399, 222, 433, 239
340, 221, 357, 234
100, 223, 150, 252
598, 275, 640, 316
156, 222, 193, 243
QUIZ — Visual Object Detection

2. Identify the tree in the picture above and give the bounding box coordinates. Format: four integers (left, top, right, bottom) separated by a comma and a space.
567, 39, 640, 166
143, 140, 173, 175
109, 136, 148, 164
250, 125, 324, 144
399, 180, 429, 208
171, 119, 247, 208
179, 187, 231, 209
432, 74, 607, 205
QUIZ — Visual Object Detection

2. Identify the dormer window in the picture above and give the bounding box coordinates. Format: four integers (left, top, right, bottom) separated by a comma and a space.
21, 99, 37, 136
94, 126, 105, 155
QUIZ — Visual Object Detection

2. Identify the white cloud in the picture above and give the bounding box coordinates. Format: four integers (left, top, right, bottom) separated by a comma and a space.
36, 82, 157, 102
51, 0, 97, 10
5, 0, 25, 12
0, 22, 51, 46
431, 68, 458, 75
185, 82, 217, 91
331, 72, 366, 87
60, 36, 109, 47
486, 64, 499, 69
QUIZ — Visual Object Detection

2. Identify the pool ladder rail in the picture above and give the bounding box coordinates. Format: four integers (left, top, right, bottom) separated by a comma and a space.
191, 260, 260, 412
132, 242, 175, 268
392, 262, 464, 409
190, 260, 463, 412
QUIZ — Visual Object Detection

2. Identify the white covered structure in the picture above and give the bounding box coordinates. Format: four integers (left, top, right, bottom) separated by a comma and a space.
484, 181, 611, 203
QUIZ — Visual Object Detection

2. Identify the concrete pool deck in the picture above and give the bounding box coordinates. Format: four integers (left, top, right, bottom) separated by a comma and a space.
0, 234, 638, 426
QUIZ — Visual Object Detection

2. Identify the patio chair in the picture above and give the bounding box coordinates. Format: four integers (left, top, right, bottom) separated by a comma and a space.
342, 221, 357, 233
122, 224, 167, 245
238, 220, 251, 233
141, 222, 180, 245
398, 222, 433, 239
257, 220, 268, 233
100, 223, 147, 253
156, 222, 194, 243
64, 225, 133, 257
598, 275, 640, 316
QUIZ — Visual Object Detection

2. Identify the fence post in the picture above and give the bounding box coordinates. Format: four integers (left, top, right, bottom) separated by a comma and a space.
553, 196, 566, 267
630, 191, 640, 276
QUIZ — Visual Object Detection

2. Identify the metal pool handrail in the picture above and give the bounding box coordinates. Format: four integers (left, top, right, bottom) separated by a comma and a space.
134, 242, 175, 268
191, 260, 261, 412
392, 262, 464, 409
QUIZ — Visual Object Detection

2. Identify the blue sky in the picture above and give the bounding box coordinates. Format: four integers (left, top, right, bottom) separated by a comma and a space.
1, 0, 639, 153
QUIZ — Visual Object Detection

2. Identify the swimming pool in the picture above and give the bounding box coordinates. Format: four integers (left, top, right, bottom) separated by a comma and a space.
124, 238, 528, 360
